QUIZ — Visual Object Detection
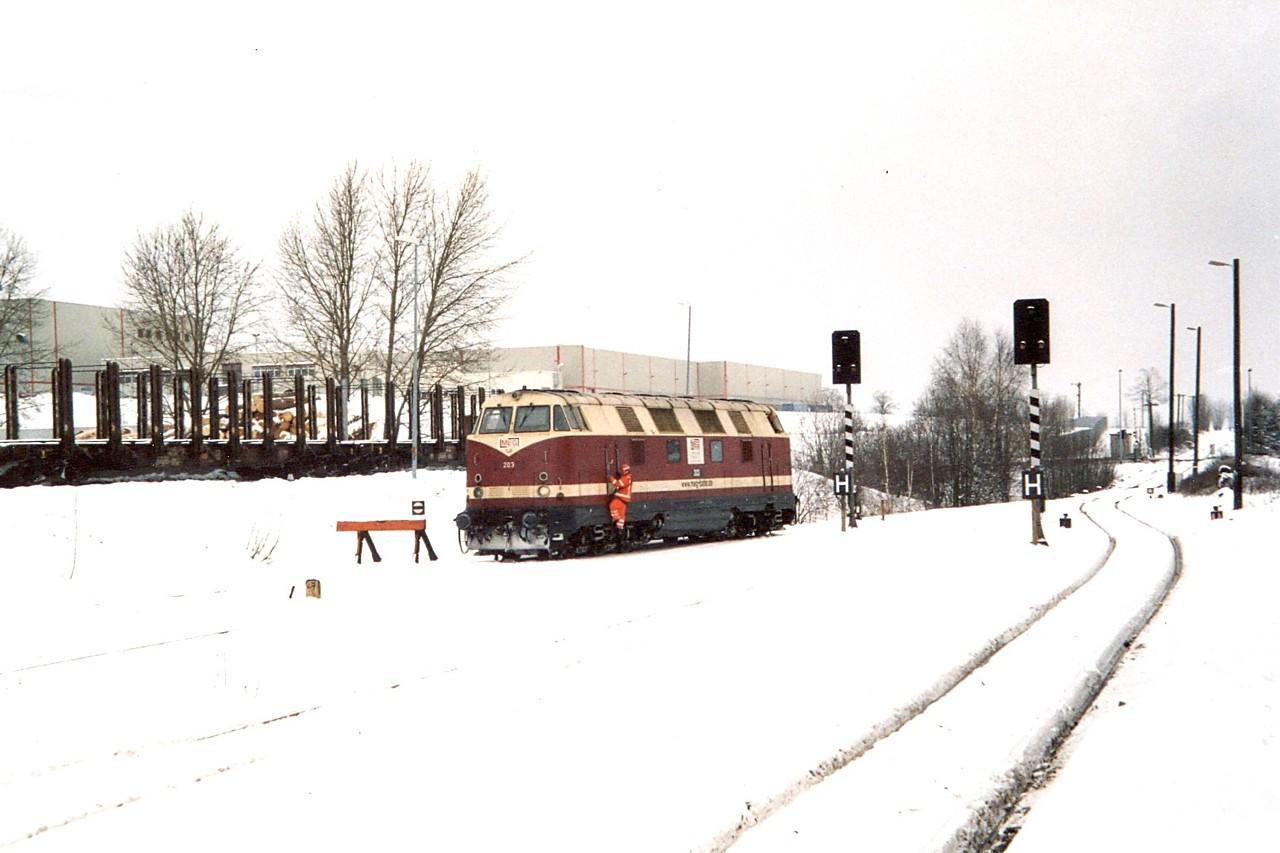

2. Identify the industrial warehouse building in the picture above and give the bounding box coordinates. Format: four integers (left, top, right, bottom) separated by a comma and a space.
480, 345, 822, 409
3, 300, 822, 409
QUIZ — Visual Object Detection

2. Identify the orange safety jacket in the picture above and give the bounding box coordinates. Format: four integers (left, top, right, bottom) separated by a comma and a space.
609, 471, 633, 502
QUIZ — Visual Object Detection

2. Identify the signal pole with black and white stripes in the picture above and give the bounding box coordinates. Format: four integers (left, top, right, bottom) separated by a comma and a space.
1014, 300, 1050, 546
832, 330, 861, 531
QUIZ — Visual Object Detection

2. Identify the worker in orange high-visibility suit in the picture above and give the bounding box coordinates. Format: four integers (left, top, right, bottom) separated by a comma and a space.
608, 463, 633, 544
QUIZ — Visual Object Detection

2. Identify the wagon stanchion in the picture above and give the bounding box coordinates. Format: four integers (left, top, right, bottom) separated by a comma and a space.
360, 379, 369, 440
137, 372, 148, 439
226, 369, 240, 460
106, 361, 122, 455
94, 370, 105, 438
385, 380, 397, 447
208, 375, 220, 441
57, 359, 74, 454
190, 367, 203, 454
262, 373, 274, 452
295, 373, 306, 450
304, 384, 314, 440
241, 377, 252, 441
433, 383, 445, 458
150, 364, 164, 451
4, 364, 21, 440
174, 373, 186, 440
325, 378, 337, 450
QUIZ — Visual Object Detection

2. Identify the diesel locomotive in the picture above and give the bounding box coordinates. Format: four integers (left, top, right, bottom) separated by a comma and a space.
453, 389, 797, 557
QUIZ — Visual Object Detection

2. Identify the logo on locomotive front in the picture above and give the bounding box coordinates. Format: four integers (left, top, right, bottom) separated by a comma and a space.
498, 436, 521, 452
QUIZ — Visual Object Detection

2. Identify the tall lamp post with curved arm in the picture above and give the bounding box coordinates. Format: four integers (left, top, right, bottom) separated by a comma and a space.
395, 235, 423, 479
1187, 325, 1201, 477
1153, 302, 1176, 492
1209, 258, 1243, 510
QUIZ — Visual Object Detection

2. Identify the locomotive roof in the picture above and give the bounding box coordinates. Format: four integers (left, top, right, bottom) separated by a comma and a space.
489, 388, 778, 413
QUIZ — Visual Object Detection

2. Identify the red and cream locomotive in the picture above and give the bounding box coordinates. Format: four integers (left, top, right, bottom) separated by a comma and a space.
454, 389, 797, 557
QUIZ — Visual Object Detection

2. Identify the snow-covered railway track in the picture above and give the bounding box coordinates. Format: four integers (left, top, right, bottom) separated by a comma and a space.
722, 491, 1181, 852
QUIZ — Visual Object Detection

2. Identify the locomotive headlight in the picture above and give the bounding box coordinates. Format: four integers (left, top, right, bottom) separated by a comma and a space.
538, 471, 549, 482
472, 486, 484, 498
537, 484, 551, 497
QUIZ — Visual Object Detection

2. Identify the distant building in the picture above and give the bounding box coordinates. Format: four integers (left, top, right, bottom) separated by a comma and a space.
482, 345, 822, 409
3, 299, 139, 391
2, 299, 823, 408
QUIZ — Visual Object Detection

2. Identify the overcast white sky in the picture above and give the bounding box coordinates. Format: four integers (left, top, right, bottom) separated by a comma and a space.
3, 1, 1276, 419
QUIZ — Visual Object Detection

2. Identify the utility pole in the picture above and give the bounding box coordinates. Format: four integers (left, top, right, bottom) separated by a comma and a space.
1188, 325, 1201, 476
1209, 258, 1244, 510
1154, 302, 1176, 492
1072, 382, 1082, 418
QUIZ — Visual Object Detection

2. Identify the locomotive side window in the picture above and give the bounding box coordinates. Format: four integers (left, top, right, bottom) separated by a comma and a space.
479, 406, 513, 433
767, 412, 785, 434
514, 405, 551, 432
666, 439, 682, 463
728, 410, 751, 434
741, 439, 754, 462
568, 406, 587, 430
710, 439, 723, 463
647, 407, 682, 433
631, 439, 647, 465
553, 405, 570, 431
692, 409, 726, 433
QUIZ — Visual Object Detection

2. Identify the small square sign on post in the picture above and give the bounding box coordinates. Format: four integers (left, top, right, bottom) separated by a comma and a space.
833, 471, 850, 496
1021, 469, 1044, 500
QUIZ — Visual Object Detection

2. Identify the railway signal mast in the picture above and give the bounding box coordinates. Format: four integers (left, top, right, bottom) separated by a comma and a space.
1014, 299, 1051, 546
832, 330, 861, 531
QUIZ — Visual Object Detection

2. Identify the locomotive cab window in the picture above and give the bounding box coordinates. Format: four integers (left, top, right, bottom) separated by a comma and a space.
553, 405, 571, 431
479, 406, 512, 434
514, 405, 551, 433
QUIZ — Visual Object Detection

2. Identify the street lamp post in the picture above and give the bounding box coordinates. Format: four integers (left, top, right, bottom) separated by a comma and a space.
1117, 368, 1123, 429
395, 235, 423, 479
1209, 259, 1243, 510
679, 303, 692, 396
1187, 325, 1201, 477
1154, 302, 1176, 492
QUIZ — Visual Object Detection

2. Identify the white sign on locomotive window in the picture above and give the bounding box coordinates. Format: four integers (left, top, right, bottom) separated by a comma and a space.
687, 436, 705, 466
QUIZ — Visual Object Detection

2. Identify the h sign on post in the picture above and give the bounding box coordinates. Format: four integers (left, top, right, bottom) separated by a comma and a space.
1022, 469, 1045, 500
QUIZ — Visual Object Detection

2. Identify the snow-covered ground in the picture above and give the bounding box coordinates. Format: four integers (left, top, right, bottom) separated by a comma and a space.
1, 460, 1275, 851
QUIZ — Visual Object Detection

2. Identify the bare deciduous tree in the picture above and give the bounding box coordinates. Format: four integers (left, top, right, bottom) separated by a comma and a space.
372, 162, 432, 437
410, 169, 520, 387
1, 227, 48, 430
1, 227, 41, 361
277, 163, 377, 387
120, 211, 262, 378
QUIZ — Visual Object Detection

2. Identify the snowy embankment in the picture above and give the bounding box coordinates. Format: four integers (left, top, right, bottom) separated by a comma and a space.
0, 470, 1114, 851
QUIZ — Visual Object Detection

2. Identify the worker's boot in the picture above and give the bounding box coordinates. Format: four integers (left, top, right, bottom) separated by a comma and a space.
616, 526, 629, 553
